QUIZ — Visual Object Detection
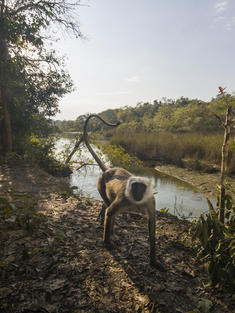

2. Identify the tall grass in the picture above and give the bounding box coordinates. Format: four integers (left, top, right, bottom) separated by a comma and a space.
110, 131, 235, 175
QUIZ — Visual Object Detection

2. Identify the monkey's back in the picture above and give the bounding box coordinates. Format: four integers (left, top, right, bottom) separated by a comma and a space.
103, 168, 132, 202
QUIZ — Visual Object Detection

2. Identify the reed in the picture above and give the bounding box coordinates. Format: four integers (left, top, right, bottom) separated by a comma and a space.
110, 131, 235, 175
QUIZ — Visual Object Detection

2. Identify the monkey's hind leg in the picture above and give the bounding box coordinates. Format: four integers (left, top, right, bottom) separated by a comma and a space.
103, 198, 123, 249
97, 175, 110, 224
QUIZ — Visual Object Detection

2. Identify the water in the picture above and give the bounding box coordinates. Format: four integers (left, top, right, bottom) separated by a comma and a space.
55, 137, 213, 219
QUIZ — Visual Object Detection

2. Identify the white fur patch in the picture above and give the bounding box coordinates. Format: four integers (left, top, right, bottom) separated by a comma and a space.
124, 176, 153, 204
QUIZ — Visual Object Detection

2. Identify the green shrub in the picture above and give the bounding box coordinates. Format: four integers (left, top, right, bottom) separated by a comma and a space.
102, 144, 143, 171
24, 135, 71, 176
191, 194, 235, 289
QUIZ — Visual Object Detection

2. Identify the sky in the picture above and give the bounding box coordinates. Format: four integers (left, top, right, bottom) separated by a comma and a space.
54, 0, 235, 120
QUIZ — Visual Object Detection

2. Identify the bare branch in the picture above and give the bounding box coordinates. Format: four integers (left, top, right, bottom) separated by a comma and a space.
76, 162, 98, 171
65, 135, 83, 164
213, 113, 224, 127
8, 0, 83, 38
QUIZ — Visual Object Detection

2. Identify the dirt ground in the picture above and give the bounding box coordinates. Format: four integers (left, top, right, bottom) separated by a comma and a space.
0, 162, 234, 313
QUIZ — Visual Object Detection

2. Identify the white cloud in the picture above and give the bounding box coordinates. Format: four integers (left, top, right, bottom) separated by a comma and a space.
96, 91, 131, 96
213, 1, 234, 31
214, 1, 228, 14
224, 22, 232, 30
215, 1, 228, 12
214, 15, 225, 22
125, 75, 141, 83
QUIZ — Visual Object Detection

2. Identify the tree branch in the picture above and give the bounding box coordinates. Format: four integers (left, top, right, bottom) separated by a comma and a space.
76, 163, 98, 171
65, 135, 83, 164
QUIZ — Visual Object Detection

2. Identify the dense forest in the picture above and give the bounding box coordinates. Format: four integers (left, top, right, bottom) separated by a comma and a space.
0, 0, 82, 163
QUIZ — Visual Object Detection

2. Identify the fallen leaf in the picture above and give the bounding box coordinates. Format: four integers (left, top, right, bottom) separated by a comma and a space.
47, 279, 67, 291
198, 298, 213, 313
0, 287, 12, 299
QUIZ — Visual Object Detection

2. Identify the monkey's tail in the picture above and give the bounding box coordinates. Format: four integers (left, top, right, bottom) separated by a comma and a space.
83, 114, 121, 172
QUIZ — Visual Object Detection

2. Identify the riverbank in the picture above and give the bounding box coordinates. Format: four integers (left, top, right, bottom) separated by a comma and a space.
155, 164, 235, 203
0, 162, 234, 312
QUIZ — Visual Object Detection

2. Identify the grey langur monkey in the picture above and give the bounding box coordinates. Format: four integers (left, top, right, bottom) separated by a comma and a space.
83, 114, 162, 269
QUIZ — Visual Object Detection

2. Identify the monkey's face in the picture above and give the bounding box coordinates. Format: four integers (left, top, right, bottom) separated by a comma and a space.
131, 182, 147, 202
125, 176, 153, 205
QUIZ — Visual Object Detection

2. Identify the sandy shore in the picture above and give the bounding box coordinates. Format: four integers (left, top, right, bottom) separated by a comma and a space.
155, 164, 235, 202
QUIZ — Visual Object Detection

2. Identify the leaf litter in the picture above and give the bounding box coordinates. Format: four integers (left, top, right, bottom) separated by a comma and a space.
0, 163, 234, 313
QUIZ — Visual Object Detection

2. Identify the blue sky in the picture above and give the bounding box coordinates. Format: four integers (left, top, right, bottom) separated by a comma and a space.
55, 0, 235, 120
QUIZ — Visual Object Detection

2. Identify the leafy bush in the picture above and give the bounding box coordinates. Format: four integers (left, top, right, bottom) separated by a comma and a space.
102, 144, 143, 171
24, 135, 55, 164
192, 194, 235, 288
24, 135, 71, 176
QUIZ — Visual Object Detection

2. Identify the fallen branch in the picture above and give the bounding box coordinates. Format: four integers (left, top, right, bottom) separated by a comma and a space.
65, 135, 83, 164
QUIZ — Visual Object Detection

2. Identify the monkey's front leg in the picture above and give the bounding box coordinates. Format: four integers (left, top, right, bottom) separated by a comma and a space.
103, 199, 122, 248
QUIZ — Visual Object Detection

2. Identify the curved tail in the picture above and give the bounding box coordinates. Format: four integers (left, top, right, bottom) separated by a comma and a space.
83, 114, 121, 172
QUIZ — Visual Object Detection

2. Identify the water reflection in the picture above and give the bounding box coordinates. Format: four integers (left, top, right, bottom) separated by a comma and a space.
55, 137, 212, 219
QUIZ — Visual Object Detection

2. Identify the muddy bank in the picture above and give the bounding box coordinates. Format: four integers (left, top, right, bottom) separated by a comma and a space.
0, 163, 234, 313
155, 164, 235, 203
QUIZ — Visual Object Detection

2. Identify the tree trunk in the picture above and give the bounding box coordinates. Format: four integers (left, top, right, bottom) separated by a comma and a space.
0, 83, 12, 153
218, 89, 232, 223
0, 0, 12, 154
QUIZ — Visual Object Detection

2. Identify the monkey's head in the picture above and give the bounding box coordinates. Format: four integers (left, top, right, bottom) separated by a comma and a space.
125, 176, 153, 204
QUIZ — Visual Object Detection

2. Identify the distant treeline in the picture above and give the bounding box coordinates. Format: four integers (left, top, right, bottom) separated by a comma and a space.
55, 96, 233, 134
55, 95, 235, 174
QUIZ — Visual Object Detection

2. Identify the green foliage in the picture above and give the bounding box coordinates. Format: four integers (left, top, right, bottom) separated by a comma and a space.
153, 99, 221, 132
102, 144, 143, 171
0, 0, 82, 156
191, 193, 235, 288
66, 95, 235, 135
60, 94, 234, 174
159, 208, 170, 214
24, 134, 55, 162
23, 134, 71, 176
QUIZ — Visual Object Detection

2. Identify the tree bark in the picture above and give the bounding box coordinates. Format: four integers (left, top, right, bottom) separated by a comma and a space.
0, 81, 12, 153
0, 0, 13, 154
218, 88, 232, 223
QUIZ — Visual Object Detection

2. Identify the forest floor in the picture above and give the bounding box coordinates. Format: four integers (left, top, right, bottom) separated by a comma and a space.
0, 161, 234, 313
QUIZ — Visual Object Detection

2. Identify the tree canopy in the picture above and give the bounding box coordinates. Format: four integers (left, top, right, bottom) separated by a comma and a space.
57, 95, 235, 134
0, 0, 82, 155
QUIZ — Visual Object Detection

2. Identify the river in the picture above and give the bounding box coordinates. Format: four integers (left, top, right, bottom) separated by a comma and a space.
55, 137, 212, 219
